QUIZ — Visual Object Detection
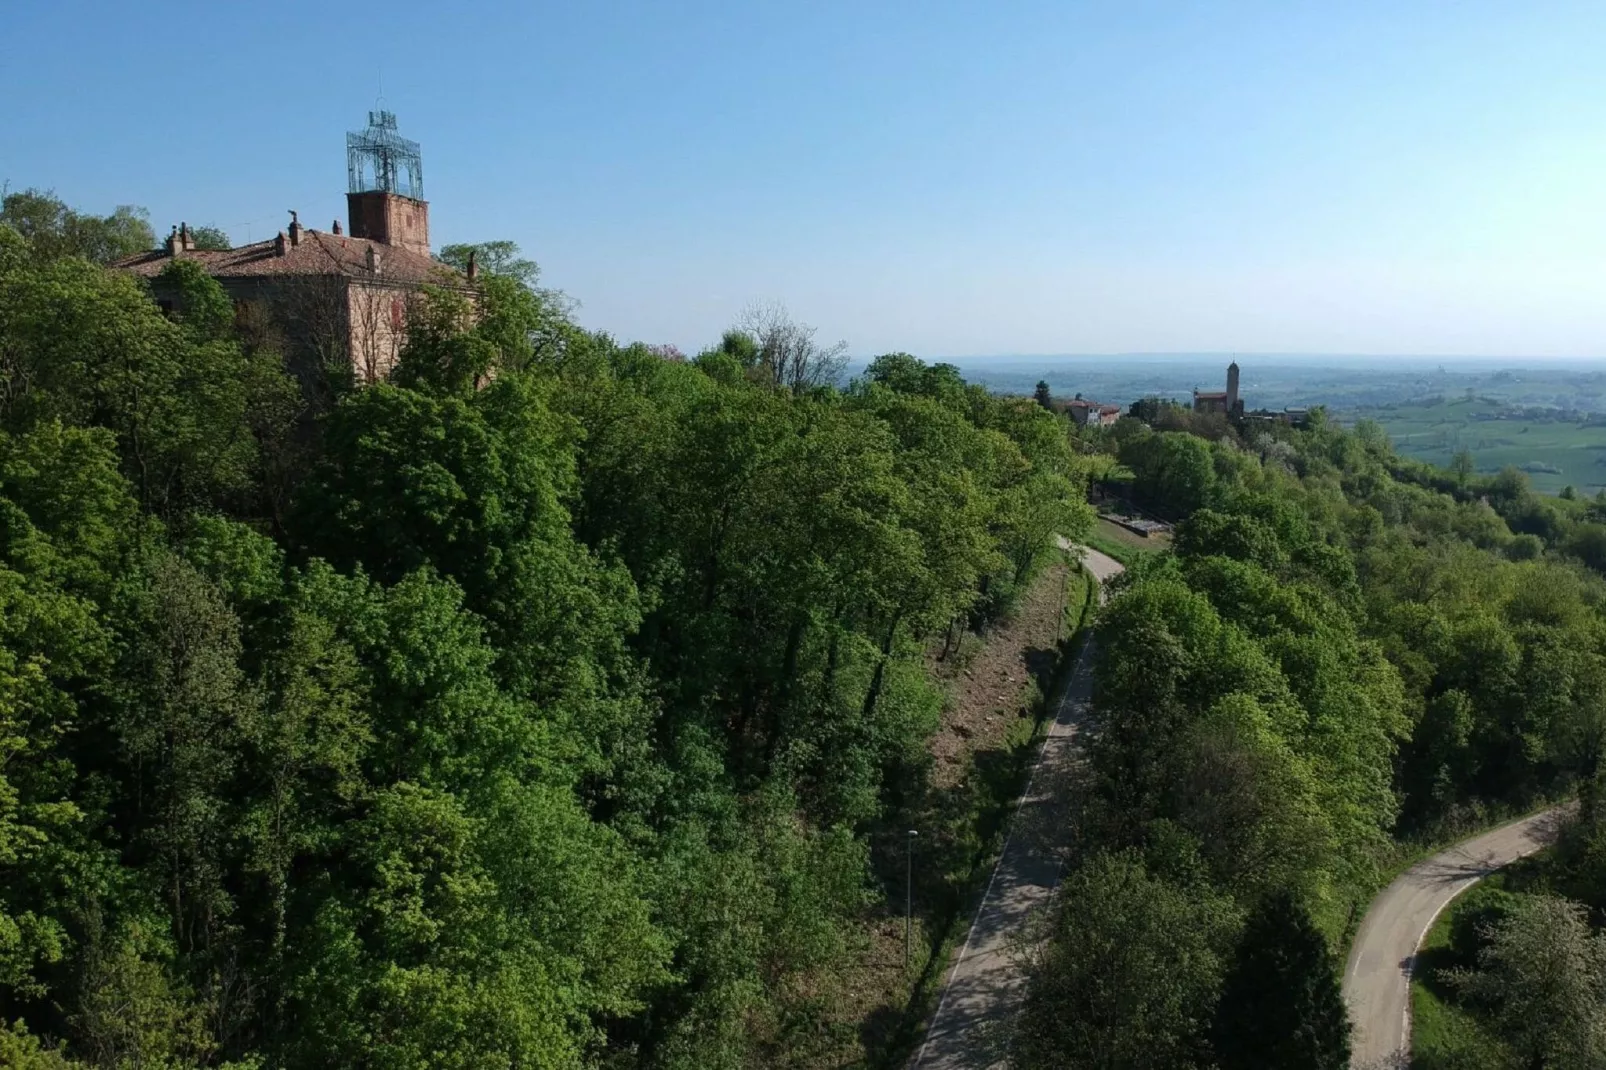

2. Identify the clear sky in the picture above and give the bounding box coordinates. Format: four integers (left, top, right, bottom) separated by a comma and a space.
5, 1, 1606, 358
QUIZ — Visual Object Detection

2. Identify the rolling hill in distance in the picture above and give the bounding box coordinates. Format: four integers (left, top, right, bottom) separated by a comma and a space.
871, 355, 1606, 494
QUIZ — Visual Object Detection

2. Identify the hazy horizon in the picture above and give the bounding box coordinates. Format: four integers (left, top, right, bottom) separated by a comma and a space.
916, 353, 1606, 368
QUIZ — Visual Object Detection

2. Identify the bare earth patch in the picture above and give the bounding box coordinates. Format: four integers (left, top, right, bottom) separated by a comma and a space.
927, 559, 1072, 789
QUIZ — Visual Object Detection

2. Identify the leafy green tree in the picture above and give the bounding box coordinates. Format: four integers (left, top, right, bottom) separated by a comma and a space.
1015, 850, 1236, 1070
0, 1020, 71, 1068
1120, 430, 1217, 516
1564, 524, 1606, 573
1449, 895, 1606, 1070
397, 276, 575, 389
1210, 890, 1350, 1070
641, 785, 870, 1069
1033, 379, 1053, 409
112, 549, 255, 982
1174, 508, 1289, 575
72, 918, 217, 1067
708, 328, 760, 369
0, 189, 155, 263
1169, 696, 1332, 898
0, 236, 298, 517
438, 239, 540, 288
189, 225, 231, 251
291, 379, 642, 724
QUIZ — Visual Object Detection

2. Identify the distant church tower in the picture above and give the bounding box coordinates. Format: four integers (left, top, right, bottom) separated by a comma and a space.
1226, 360, 1241, 416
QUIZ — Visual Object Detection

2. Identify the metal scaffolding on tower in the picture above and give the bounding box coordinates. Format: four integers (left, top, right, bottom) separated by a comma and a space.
346, 111, 423, 200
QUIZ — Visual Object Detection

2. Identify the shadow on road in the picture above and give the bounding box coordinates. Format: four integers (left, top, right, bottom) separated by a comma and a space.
1408, 807, 1569, 891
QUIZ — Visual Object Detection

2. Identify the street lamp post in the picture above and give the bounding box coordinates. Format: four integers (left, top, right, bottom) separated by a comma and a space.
905, 829, 919, 968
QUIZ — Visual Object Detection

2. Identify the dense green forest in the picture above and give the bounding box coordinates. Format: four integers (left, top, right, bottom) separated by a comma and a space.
1016, 409, 1606, 1067
11, 187, 1606, 1068
0, 195, 1090, 1067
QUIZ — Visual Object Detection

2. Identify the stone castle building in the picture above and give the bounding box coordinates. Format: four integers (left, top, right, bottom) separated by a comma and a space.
1193, 360, 1243, 417
114, 112, 469, 386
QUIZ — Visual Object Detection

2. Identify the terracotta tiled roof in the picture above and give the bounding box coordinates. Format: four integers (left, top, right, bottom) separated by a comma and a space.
113, 231, 458, 285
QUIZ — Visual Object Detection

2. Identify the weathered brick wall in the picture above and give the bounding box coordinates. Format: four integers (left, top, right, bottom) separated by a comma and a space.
345, 192, 430, 255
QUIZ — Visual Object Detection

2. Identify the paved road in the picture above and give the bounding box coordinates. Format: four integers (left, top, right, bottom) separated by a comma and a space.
912, 545, 1123, 1069
1344, 806, 1571, 1069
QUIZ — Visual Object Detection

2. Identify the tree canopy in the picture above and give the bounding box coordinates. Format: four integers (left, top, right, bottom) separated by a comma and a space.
1025, 381, 1606, 1065
0, 189, 155, 264
0, 207, 1092, 1066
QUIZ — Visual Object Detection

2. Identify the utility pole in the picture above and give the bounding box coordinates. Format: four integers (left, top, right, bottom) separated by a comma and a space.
905, 829, 919, 968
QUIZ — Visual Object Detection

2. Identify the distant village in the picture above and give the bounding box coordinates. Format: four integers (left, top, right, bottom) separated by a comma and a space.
1049, 360, 1312, 430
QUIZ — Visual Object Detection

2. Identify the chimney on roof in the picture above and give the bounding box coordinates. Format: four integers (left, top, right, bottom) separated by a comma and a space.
332, 219, 343, 236
466, 249, 478, 282
165, 225, 179, 256
365, 245, 379, 275
178, 222, 193, 252
288, 210, 302, 247
274, 231, 287, 257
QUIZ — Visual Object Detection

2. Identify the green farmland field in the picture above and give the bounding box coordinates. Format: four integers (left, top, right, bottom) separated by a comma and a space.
1356, 397, 1606, 495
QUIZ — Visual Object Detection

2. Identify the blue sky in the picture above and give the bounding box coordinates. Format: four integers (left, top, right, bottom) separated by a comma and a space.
5, 1, 1606, 358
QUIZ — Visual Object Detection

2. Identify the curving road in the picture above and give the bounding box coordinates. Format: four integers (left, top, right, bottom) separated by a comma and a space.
912, 543, 1123, 1069
1344, 806, 1571, 1069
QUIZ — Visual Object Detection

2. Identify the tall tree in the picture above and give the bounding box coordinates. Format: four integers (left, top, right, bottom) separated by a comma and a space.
735, 301, 848, 391
437, 239, 540, 288
1210, 890, 1351, 1070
